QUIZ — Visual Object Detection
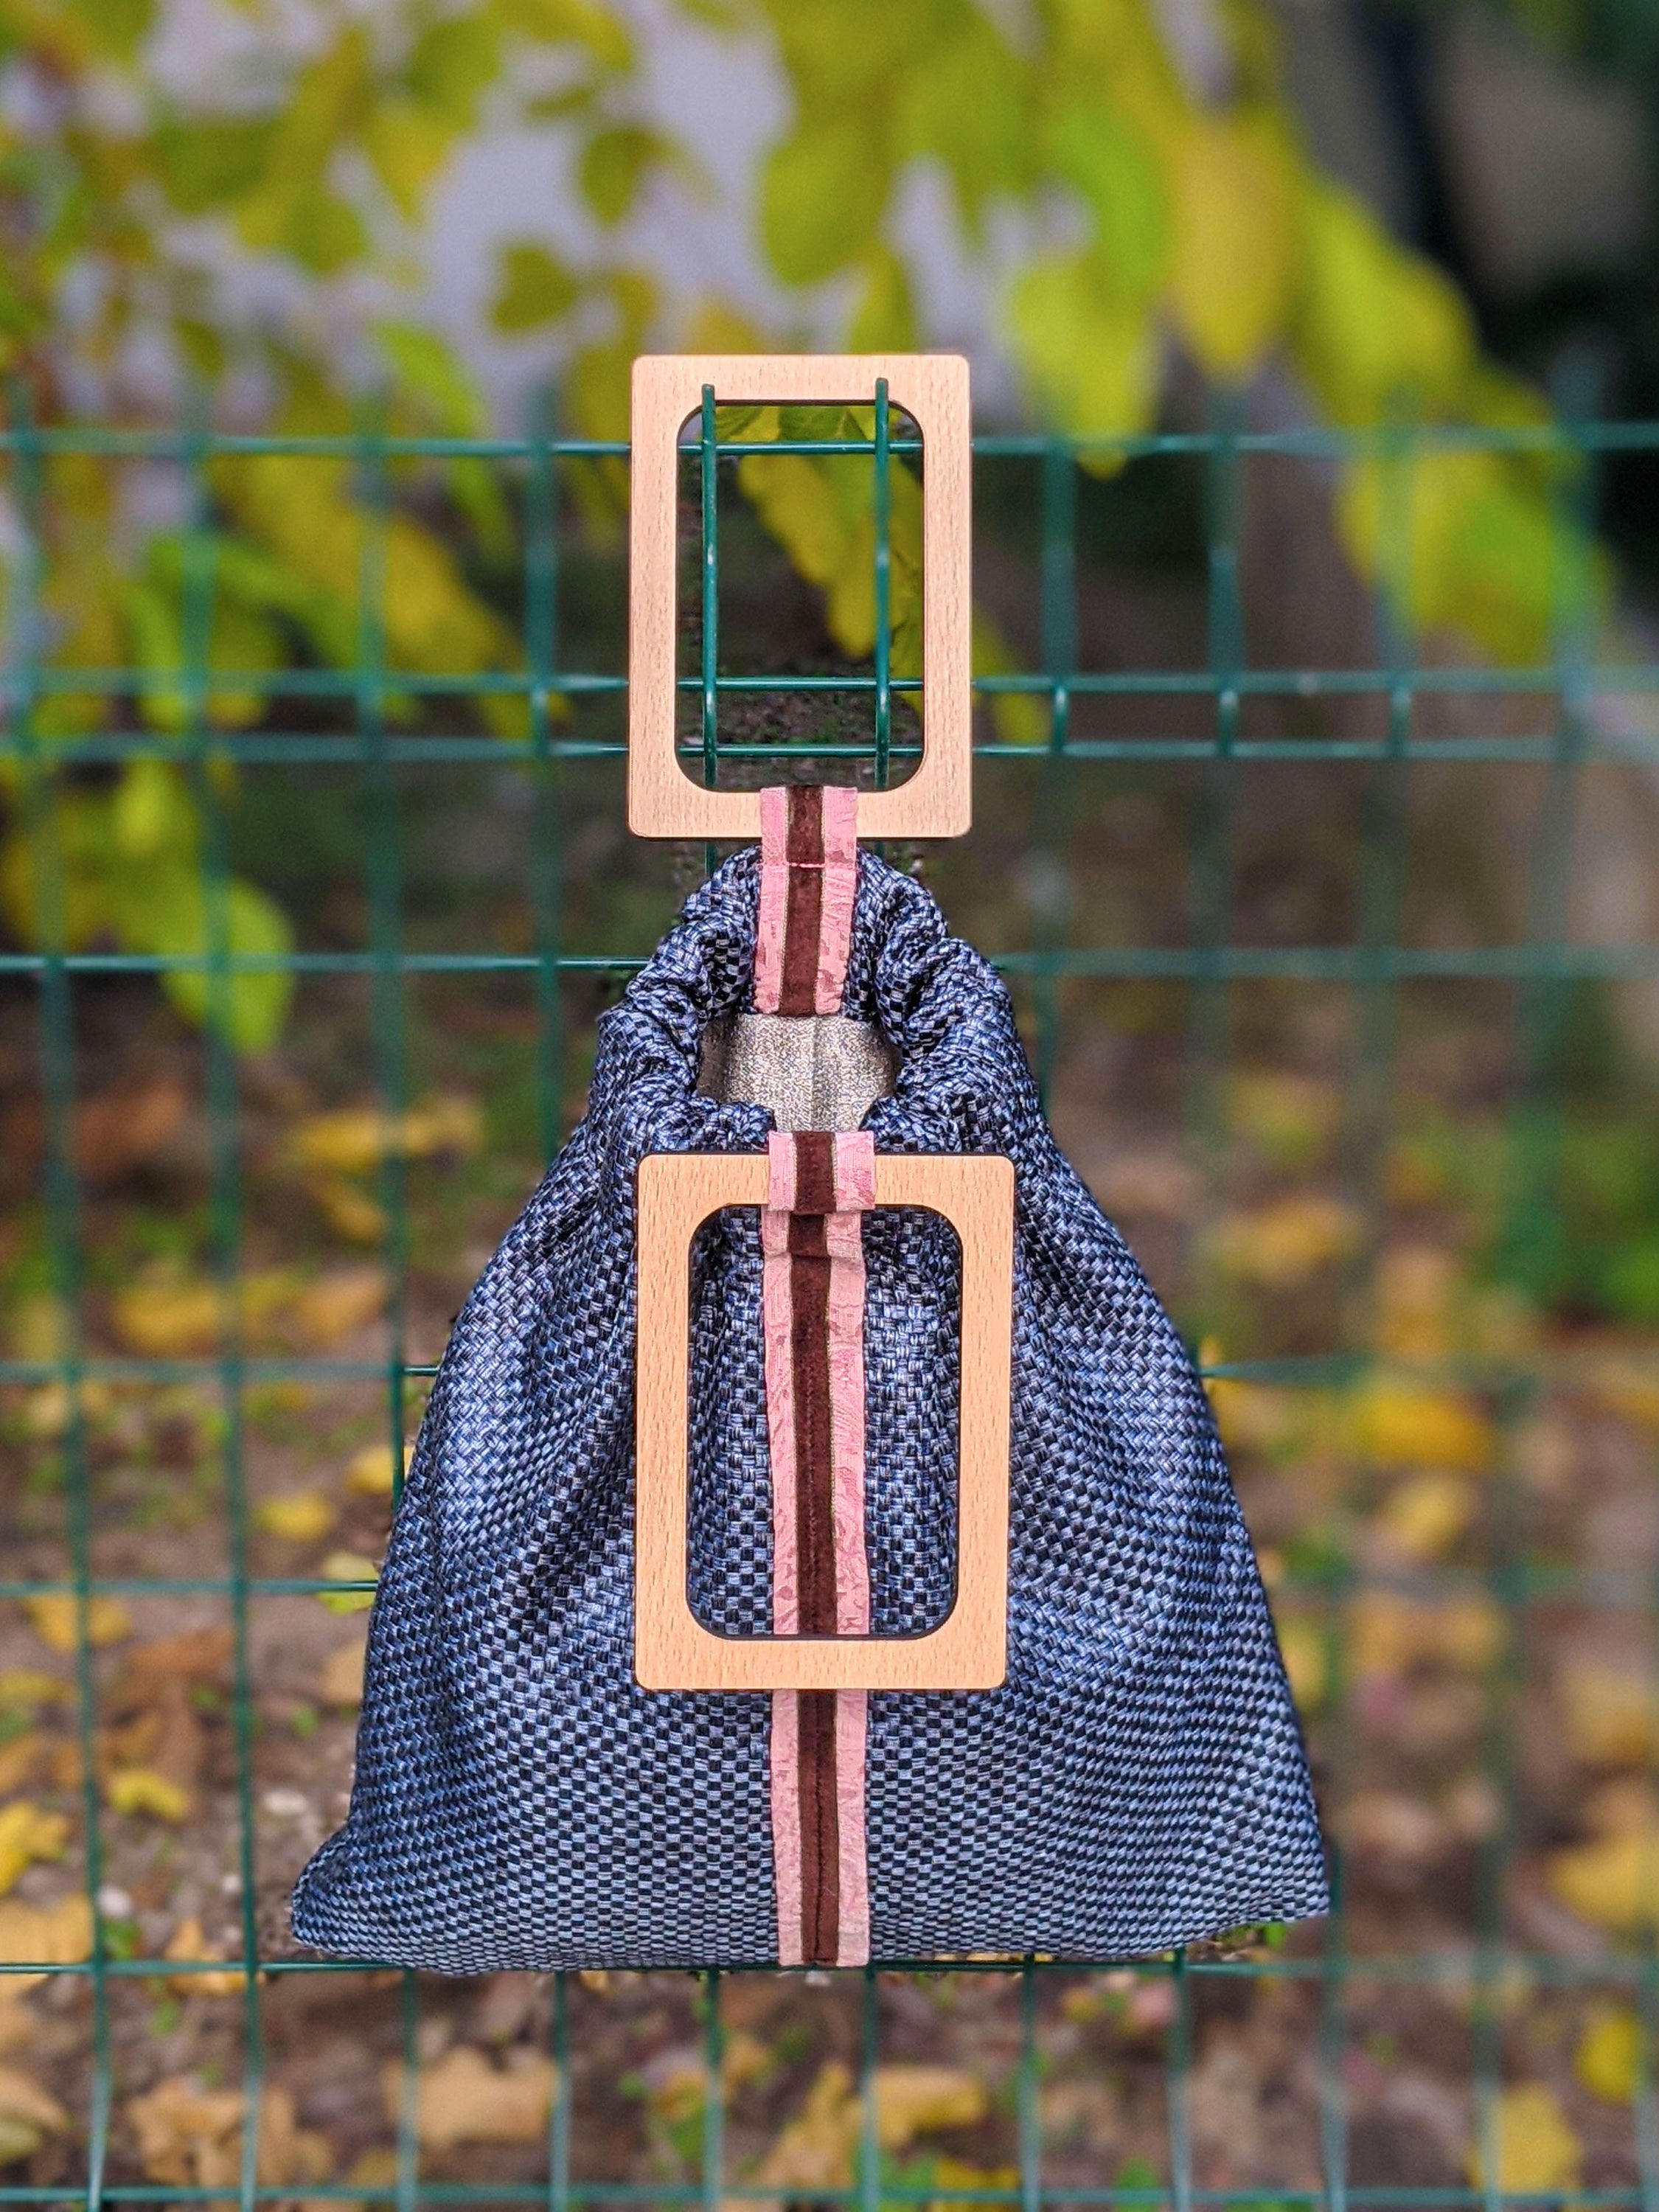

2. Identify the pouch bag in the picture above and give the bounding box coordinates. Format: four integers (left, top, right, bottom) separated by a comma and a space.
291, 798, 1327, 1971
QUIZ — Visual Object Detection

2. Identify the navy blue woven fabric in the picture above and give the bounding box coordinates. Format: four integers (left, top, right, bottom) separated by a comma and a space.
291, 848, 1328, 1969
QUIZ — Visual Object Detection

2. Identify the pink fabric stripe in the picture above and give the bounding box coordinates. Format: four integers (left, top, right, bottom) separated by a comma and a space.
766, 1128, 796, 1214
763, 1141, 806, 1963
834, 1690, 870, 1965
833, 1131, 875, 1212
825, 1151, 870, 1962
754, 786, 791, 1014
825, 1211, 870, 1636
755, 821, 873, 1969
814, 788, 858, 1014
762, 1204, 799, 1639
819, 785, 858, 866
770, 1688, 804, 1965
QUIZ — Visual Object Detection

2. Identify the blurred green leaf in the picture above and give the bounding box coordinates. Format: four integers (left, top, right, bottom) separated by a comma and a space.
1043, 103, 1168, 306
1166, 110, 1302, 380
490, 0, 633, 69
1293, 179, 1477, 422
63, 0, 152, 58
373, 321, 485, 435
1004, 251, 1161, 453
894, 10, 1029, 226
579, 125, 669, 223
761, 117, 889, 285
847, 245, 917, 352
137, 874, 295, 1054
406, 11, 501, 129
491, 241, 583, 332
150, 117, 276, 214
362, 100, 456, 218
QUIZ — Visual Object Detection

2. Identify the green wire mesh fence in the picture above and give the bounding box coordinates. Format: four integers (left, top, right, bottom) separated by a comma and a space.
2, 391, 1659, 2212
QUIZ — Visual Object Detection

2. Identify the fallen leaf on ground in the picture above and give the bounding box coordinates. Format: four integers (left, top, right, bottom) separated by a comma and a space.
6, 1293, 73, 1366
1348, 1381, 1492, 1472
748, 2062, 989, 2192
116, 1629, 232, 1692
0, 1894, 92, 1965
874, 2066, 987, 2146
382, 2045, 557, 2148
344, 1441, 408, 1498
1548, 1781, 1659, 1933
1210, 1195, 1360, 1290
100, 1632, 223, 1802
309, 1175, 389, 1245
1199, 1342, 1299, 1456
647, 2031, 772, 2126
109, 1276, 222, 1357
1586, 1357, 1659, 1436
75, 1078, 190, 1184
290, 1269, 388, 1349
1465, 2082, 1582, 2191
0, 1672, 69, 1711
317, 1554, 379, 1615
105, 1766, 192, 1822
98, 1680, 206, 1806
1443, 1777, 1502, 1840
165, 1916, 246, 1997
1576, 2006, 1641, 2104
1371, 1472, 1478, 1562
127, 2079, 329, 2191
1559, 1663, 1659, 1768
1374, 1245, 1460, 1360
0, 1734, 44, 1796
0, 2058, 69, 2162
400, 1096, 483, 1157
748, 2062, 858, 2192
252, 2083, 333, 2194
1276, 1618, 1328, 1712
284, 1109, 389, 1178
318, 1638, 367, 1708
1094, 1152, 1199, 1220
286, 1096, 482, 1178
1340, 1790, 1446, 1863
0, 1803, 69, 1895
1350, 1592, 1503, 1680
257, 1490, 338, 1543
23, 1593, 131, 1653
1228, 1073, 1340, 1168
128, 2076, 246, 2186
0, 1983, 39, 2055
723, 2030, 772, 2097
347, 2149, 401, 2189
110, 1268, 298, 1356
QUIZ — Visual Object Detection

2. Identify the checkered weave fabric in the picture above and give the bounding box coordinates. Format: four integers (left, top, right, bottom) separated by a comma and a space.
291, 846, 1329, 1969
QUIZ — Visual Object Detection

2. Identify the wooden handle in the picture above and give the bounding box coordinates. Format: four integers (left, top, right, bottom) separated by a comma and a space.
633, 1150, 1013, 1691
627, 353, 973, 843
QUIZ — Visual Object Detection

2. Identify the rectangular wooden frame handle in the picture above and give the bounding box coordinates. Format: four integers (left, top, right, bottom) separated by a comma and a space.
627, 353, 973, 844
633, 1150, 1013, 1692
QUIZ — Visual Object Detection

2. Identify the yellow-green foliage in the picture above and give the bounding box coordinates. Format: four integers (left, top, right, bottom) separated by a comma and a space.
0, 0, 1599, 1048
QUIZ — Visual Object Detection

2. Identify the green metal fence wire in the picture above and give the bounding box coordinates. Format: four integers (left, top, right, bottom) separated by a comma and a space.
1, 388, 1658, 2212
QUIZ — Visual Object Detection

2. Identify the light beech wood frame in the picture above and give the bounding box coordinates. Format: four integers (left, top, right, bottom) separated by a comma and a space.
627, 353, 973, 842
634, 1151, 1013, 1691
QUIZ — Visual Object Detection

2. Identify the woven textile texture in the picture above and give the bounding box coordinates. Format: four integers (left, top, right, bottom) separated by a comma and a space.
290, 846, 1329, 1970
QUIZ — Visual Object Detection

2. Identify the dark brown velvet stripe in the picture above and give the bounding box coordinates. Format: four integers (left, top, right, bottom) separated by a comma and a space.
786, 782, 825, 866
771, 787, 852, 1967
792, 1130, 837, 1214
789, 1239, 836, 1641
787, 1185, 838, 1964
796, 1690, 840, 1966
778, 787, 825, 1015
